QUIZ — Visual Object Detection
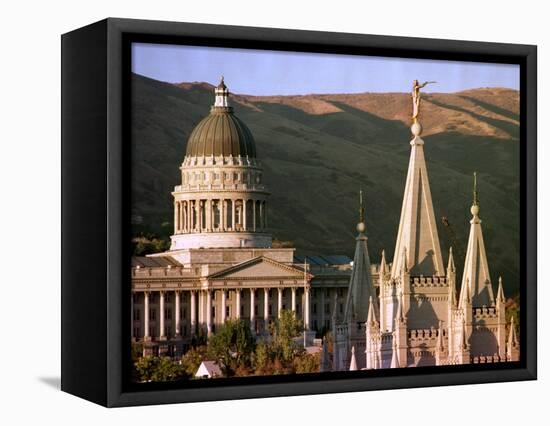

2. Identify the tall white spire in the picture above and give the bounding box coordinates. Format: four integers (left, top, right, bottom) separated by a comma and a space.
459, 172, 495, 308
344, 190, 377, 323
390, 85, 444, 278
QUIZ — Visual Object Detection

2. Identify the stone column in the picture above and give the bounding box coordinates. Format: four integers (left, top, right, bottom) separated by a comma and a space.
264, 288, 269, 323
174, 290, 181, 338
232, 199, 236, 230
130, 293, 134, 340
144, 291, 150, 341
253, 200, 256, 231
198, 290, 204, 325
206, 199, 212, 232
181, 201, 187, 232
206, 290, 212, 336
188, 200, 192, 232
221, 289, 227, 323
291, 287, 297, 312
278, 288, 283, 318
174, 202, 179, 234
236, 289, 241, 319
159, 291, 166, 340
259, 201, 263, 231
190, 290, 196, 335
221, 199, 226, 231
304, 286, 311, 330
250, 289, 256, 332
243, 199, 247, 231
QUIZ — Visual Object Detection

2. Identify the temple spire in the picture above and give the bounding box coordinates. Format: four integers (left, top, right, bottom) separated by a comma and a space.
344, 191, 377, 323
459, 173, 495, 307
507, 316, 519, 358
391, 85, 444, 278
447, 247, 457, 308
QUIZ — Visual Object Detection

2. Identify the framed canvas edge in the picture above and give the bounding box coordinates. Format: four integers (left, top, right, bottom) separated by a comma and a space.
96, 17, 537, 407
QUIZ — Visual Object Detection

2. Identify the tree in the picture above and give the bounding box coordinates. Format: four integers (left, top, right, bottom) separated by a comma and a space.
134, 356, 187, 382
293, 352, 320, 374
270, 309, 303, 363
207, 319, 256, 377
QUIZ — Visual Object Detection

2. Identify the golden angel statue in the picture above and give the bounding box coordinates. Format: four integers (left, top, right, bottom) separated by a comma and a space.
412, 80, 436, 122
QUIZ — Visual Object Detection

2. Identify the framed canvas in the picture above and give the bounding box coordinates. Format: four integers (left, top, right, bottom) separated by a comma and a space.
61, 18, 537, 407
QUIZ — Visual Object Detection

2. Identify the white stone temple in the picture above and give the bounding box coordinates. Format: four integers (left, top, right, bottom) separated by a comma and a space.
332, 84, 519, 370
131, 78, 519, 368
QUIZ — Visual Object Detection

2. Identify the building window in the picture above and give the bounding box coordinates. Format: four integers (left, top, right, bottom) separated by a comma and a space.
150, 309, 156, 321
183, 325, 187, 337
325, 303, 330, 314
254, 305, 258, 316
268, 305, 272, 315
212, 306, 216, 318
339, 303, 343, 314
133, 327, 140, 338
240, 305, 244, 316
133, 293, 140, 304
133, 310, 140, 321
226, 306, 230, 318
166, 326, 172, 337
337, 288, 343, 297
164, 308, 171, 320
165, 294, 171, 303
313, 303, 317, 314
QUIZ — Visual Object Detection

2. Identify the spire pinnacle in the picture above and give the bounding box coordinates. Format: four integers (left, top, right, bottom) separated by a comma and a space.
357, 189, 366, 233
349, 346, 358, 371
497, 276, 506, 304
508, 316, 518, 345
447, 247, 456, 273
471, 172, 480, 218
379, 250, 387, 276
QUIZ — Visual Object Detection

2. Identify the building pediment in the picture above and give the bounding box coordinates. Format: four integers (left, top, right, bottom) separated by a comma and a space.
208, 256, 311, 280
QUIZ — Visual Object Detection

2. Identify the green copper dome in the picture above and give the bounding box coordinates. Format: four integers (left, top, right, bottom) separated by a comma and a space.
185, 106, 257, 158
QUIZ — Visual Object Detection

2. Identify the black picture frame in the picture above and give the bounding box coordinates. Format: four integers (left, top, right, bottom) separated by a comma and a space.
61, 17, 537, 407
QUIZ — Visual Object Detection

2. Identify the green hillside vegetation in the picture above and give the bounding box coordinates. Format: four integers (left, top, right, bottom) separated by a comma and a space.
131, 73, 520, 297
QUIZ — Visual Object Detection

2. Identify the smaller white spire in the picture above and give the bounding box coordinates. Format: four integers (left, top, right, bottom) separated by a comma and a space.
507, 316, 518, 348
497, 276, 506, 304
349, 346, 358, 371
379, 250, 387, 276
447, 246, 456, 274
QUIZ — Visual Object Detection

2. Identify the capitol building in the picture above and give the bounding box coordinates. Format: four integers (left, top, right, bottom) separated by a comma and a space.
131, 78, 519, 370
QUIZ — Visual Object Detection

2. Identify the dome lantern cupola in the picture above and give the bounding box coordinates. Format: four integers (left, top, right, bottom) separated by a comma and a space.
214, 76, 229, 108
169, 78, 271, 251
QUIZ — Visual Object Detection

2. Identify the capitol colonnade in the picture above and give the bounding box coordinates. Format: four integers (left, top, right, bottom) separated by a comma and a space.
173, 197, 268, 234
131, 283, 312, 349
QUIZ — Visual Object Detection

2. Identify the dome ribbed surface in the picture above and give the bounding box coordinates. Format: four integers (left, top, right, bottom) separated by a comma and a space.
185, 107, 257, 158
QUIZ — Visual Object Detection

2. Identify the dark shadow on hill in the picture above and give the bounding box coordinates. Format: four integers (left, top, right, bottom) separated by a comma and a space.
425, 96, 519, 140
253, 100, 410, 153
458, 95, 519, 122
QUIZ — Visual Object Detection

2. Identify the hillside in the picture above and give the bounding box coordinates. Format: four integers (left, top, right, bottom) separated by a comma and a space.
131, 73, 520, 296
